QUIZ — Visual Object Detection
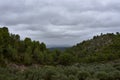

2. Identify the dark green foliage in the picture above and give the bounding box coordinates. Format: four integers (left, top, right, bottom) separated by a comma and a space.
95, 71, 109, 80
0, 27, 47, 66
58, 52, 74, 65
0, 27, 120, 66
68, 32, 120, 63
0, 27, 120, 80
0, 27, 76, 66
0, 27, 120, 65
0, 61, 120, 80
77, 71, 91, 80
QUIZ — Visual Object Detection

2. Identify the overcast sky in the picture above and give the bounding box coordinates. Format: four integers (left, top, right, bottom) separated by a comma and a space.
0, 0, 120, 47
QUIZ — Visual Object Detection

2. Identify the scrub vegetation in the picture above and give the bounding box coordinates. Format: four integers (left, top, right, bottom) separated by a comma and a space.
0, 27, 120, 80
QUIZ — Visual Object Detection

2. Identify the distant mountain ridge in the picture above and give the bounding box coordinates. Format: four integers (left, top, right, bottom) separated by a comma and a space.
48, 47, 70, 51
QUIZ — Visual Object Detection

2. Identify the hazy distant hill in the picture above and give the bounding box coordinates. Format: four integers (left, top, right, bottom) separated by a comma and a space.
49, 47, 70, 51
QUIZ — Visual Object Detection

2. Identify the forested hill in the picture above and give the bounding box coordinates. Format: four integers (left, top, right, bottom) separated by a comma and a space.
67, 32, 120, 63
0, 27, 120, 66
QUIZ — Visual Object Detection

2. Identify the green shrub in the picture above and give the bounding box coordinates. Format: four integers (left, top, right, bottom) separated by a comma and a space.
95, 71, 108, 80
77, 71, 91, 80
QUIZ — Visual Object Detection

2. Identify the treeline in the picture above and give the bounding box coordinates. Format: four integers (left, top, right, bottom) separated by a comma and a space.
0, 27, 120, 66
0, 27, 47, 65
0, 27, 76, 66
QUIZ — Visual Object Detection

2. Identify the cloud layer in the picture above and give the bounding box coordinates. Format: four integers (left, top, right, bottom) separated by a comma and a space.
0, 0, 120, 47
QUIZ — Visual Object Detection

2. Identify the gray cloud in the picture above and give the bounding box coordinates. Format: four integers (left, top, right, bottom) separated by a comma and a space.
0, 0, 120, 47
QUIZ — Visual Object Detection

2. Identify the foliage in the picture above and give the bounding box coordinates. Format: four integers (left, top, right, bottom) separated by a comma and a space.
0, 27, 120, 65
68, 32, 120, 63
0, 27, 120, 80
0, 61, 120, 80
0, 27, 47, 66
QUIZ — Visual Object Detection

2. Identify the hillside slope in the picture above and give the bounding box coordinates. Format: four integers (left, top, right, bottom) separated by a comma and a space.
67, 32, 120, 63
0, 27, 120, 66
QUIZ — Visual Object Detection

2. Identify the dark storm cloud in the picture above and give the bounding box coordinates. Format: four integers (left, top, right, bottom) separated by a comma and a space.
0, 0, 120, 47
